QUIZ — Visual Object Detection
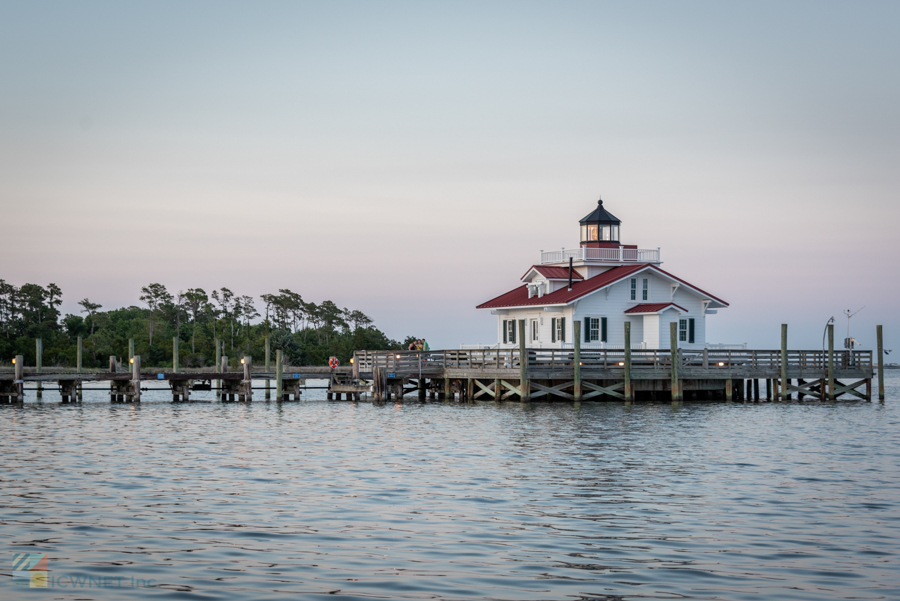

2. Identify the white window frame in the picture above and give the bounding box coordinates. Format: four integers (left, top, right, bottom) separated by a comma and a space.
531, 318, 539, 342
679, 318, 687, 342
642, 278, 649, 301
504, 319, 517, 344
630, 278, 636, 301
588, 317, 600, 342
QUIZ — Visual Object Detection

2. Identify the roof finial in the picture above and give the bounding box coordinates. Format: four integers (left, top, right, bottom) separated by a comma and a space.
598, 195, 603, 207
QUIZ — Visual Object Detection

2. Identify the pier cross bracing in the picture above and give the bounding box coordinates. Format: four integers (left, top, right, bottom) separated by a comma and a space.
0, 324, 884, 404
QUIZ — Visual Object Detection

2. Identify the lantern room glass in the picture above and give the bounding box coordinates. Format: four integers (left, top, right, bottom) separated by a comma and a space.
581, 224, 619, 243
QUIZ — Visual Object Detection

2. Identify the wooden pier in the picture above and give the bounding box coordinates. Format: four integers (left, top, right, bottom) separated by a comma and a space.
353, 323, 880, 403
0, 324, 885, 404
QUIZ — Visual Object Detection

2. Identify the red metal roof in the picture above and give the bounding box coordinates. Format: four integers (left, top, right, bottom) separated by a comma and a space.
520, 265, 584, 281
624, 302, 688, 314
476, 263, 729, 310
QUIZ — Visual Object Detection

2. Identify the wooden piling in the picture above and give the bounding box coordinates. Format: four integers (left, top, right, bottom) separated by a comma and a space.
14, 355, 23, 402
753, 378, 759, 401
466, 378, 474, 402
275, 349, 283, 401
670, 322, 681, 401
518, 320, 528, 401
877, 325, 885, 401
215, 338, 222, 399
173, 337, 179, 373
242, 356, 251, 401
418, 377, 426, 401
132, 355, 141, 401
725, 378, 732, 402
624, 322, 633, 402
77, 335, 83, 401
777, 324, 787, 401
265, 336, 271, 400
128, 338, 135, 363
827, 324, 835, 400
573, 321, 582, 401
494, 378, 501, 401
35, 338, 42, 399
765, 378, 771, 400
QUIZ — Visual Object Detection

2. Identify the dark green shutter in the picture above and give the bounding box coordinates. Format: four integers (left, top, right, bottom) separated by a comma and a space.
551, 318, 556, 343
561, 317, 566, 342
584, 318, 590, 342
503, 320, 507, 344
689, 318, 695, 344
510, 321, 516, 344
601, 317, 608, 342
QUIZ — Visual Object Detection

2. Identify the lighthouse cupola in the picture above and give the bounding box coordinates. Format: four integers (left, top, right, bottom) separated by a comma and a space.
579, 196, 621, 248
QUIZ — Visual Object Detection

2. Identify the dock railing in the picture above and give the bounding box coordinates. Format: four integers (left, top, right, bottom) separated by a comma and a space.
353, 349, 873, 376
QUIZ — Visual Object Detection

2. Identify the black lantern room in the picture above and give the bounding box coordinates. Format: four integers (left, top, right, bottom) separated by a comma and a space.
579, 196, 621, 246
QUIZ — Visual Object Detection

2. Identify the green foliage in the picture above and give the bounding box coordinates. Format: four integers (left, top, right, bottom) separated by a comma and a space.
0, 280, 403, 367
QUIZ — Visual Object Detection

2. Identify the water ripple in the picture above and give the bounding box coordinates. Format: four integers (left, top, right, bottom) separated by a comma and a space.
0, 376, 898, 600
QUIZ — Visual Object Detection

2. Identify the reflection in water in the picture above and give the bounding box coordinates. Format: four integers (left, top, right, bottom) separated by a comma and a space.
1, 375, 898, 600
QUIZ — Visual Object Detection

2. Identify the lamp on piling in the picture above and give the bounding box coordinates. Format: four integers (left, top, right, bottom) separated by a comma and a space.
580, 195, 621, 247
11, 358, 15, 364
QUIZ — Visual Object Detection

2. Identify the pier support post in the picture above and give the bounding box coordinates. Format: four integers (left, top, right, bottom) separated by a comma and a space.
241, 356, 252, 401
494, 378, 501, 401
215, 338, 222, 399
77, 335, 83, 401
573, 321, 582, 401
466, 378, 474, 402
827, 324, 835, 400
877, 325, 885, 401
518, 320, 529, 401
418, 378, 426, 401
443, 377, 451, 401
173, 337, 179, 373
624, 322, 633, 402
265, 336, 271, 400
670, 322, 681, 401
14, 355, 23, 402
35, 338, 42, 399
275, 349, 283, 401
753, 378, 759, 401
778, 324, 787, 401
132, 355, 141, 402
129, 338, 135, 364
725, 378, 732, 402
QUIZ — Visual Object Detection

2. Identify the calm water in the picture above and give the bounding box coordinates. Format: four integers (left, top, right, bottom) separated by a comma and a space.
1, 374, 899, 600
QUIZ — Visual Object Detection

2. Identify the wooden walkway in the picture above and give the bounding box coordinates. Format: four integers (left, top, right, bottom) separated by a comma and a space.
0, 321, 884, 404
353, 347, 875, 402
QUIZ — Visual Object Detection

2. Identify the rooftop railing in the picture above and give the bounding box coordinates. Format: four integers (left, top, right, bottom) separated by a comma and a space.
540, 247, 660, 265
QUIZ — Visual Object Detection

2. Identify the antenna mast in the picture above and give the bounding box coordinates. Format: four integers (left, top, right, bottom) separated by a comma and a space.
843, 306, 865, 349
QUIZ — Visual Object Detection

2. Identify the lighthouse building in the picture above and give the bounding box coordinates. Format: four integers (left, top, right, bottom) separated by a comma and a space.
476, 197, 728, 349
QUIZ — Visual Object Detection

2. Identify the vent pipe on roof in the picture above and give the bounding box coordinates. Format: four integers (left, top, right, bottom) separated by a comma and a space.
568, 257, 573, 291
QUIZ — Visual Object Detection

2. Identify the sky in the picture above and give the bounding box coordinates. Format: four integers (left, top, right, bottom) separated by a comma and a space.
0, 1, 898, 352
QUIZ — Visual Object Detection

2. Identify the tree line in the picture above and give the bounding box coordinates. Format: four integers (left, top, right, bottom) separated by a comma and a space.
0, 280, 412, 368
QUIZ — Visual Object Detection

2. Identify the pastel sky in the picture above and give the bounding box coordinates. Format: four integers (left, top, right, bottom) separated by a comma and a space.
1, 1, 898, 351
